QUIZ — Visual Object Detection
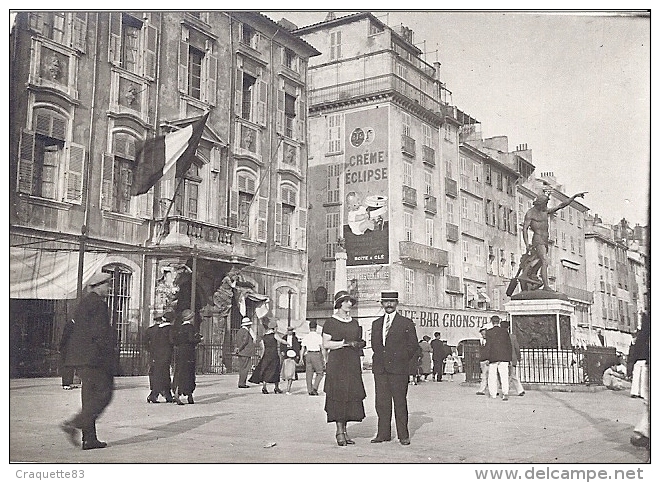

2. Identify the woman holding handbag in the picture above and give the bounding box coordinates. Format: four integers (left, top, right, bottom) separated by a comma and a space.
322, 291, 367, 446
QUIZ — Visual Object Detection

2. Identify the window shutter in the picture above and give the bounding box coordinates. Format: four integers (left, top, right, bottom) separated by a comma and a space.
297, 208, 307, 250
178, 27, 189, 93
70, 13, 87, 52
204, 41, 217, 105
136, 186, 154, 219
64, 142, 85, 204
17, 130, 36, 195
234, 69, 243, 117
229, 187, 239, 228
108, 12, 121, 65
143, 23, 158, 80
256, 196, 268, 242
297, 96, 306, 141
276, 81, 285, 134
28, 13, 44, 34
101, 153, 115, 210
275, 201, 282, 245
256, 78, 267, 126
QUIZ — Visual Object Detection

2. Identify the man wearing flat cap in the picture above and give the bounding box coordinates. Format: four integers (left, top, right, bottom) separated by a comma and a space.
60, 271, 114, 450
370, 291, 420, 445
235, 317, 256, 388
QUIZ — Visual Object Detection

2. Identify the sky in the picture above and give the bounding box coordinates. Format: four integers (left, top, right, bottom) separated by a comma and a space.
265, 9, 651, 227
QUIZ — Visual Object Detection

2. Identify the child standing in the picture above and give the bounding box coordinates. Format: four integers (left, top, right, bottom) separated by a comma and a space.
282, 349, 298, 394
443, 351, 457, 382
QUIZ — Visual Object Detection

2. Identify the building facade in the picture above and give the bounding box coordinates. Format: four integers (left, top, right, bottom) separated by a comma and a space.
295, 12, 507, 349
9, 11, 319, 377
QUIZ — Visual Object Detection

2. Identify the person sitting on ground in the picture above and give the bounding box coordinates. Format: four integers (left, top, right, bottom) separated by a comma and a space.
602, 355, 630, 391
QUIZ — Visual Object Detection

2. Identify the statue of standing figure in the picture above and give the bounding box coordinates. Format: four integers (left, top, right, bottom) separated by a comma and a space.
508, 191, 587, 295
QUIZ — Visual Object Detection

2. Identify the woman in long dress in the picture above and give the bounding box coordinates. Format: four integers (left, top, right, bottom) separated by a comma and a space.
419, 335, 433, 381
322, 291, 366, 446
249, 318, 283, 394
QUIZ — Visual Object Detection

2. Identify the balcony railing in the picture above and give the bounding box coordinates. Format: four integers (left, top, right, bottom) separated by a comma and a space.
402, 185, 417, 207
446, 222, 459, 242
445, 177, 458, 198
159, 215, 239, 248
309, 73, 444, 113
446, 275, 462, 293
422, 145, 435, 167
401, 134, 416, 157
423, 194, 437, 214
399, 240, 448, 267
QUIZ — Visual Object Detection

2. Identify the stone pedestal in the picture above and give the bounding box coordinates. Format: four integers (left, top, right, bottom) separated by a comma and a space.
504, 298, 574, 349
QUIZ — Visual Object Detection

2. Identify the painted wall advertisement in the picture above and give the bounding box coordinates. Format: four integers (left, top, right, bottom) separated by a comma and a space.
343, 108, 389, 266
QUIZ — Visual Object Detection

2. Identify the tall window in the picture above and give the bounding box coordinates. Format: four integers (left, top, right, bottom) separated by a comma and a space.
423, 123, 432, 147
327, 114, 342, 153
403, 160, 413, 187
326, 164, 341, 203
463, 240, 470, 262
426, 273, 436, 306
475, 242, 483, 267
424, 170, 433, 195
402, 112, 411, 137
33, 135, 64, 200
444, 124, 452, 141
474, 200, 481, 225
405, 268, 415, 302
446, 199, 455, 224
120, 15, 141, 73
485, 164, 492, 185
473, 163, 481, 183
496, 170, 503, 191
174, 163, 201, 219
426, 218, 434, 246
237, 172, 257, 236
43, 12, 66, 43
461, 196, 469, 219
241, 73, 257, 120
188, 46, 204, 100
277, 185, 298, 248
326, 212, 340, 258
284, 93, 296, 138
325, 269, 335, 301
404, 212, 413, 241
330, 31, 342, 60
284, 48, 297, 71
103, 265, 132, 344
241, 23, 256, 47
445, 159, 453, 179
561, 232, 567, 250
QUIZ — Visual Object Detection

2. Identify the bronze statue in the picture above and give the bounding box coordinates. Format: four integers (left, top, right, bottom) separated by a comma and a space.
508, 191, 586, 296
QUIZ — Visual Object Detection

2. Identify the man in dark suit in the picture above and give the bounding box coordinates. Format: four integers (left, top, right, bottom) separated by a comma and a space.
485, 315, 512, 401
146, 311, 176, 403
235, 317, 256, 388
60, 271, 115, 450
370, 291, 420, 445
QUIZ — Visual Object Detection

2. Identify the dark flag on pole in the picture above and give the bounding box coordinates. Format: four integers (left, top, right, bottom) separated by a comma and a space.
130, 111, 209, 196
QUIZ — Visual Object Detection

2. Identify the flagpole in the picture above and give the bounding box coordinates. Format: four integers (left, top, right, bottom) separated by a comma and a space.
156, 175, 185, 244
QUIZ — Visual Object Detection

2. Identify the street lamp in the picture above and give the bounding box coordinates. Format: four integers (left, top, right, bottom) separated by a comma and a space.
287, 289, 293, 330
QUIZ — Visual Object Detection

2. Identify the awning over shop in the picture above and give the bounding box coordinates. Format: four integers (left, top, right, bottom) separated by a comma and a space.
572, 326, 602, 349
603, 329, 633, 355
10, 247, 107, 299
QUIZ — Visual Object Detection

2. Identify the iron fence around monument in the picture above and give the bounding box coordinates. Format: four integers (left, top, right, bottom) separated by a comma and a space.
518, 348, 584, 385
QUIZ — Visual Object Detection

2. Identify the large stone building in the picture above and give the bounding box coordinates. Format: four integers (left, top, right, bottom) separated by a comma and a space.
9, 11, 319, 377
293, 12, 510, 347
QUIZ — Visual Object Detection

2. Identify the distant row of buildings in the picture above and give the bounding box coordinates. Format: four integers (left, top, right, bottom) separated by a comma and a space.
9, 11, 648, 377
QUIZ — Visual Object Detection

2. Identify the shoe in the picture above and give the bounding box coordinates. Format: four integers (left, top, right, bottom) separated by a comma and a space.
262, 387, 269, 394
370, 437, 391, 443
147, 396, 159, 403
238, 385, 249, 388
82, 440, 107, 450
502, 395, 509, 401
400, 438, 411, 445
174, 396, 184, 406
62, 385, 72, 390
60, 421, 79, 447
344, 432, 355, 444
274, 388, 283, 394
187, 395, 194, 404
336, 433, 347, 446
630, 433, 650, 448
518, 391, 525, 396
311, 389, 319, 396
285, 391, 291, 395
476, 391, 485, 395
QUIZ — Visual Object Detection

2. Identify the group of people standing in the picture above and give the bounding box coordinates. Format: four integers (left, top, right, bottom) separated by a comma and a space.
145, 309, 202, 405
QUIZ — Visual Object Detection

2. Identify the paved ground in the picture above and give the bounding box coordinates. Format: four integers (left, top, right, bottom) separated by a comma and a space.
9, 372, 649, 465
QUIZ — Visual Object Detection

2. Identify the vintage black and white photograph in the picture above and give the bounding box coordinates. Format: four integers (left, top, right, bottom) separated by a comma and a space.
8, 8, 651, 471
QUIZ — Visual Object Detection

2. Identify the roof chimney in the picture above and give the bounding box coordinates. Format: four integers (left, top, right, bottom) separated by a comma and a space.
325, 12, 337, 21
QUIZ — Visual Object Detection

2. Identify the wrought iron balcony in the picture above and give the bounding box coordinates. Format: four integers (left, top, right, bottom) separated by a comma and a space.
402, 185, 417, 207
446, 222, 459, 242
445, 177, 458, 198
401, 134, 416, 157
422, 145, 435, 167
399, 240, 448, 267
423, 194, 437, 214
158, 215, 240, 250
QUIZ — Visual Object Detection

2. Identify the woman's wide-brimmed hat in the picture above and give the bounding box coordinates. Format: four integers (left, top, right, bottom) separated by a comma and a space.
286, 349, 297, 358
334, 290, 357, 309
